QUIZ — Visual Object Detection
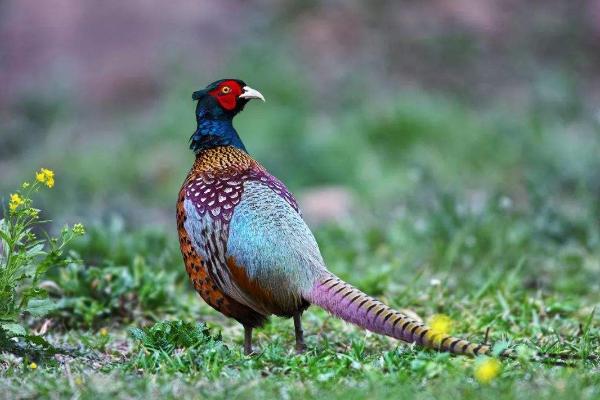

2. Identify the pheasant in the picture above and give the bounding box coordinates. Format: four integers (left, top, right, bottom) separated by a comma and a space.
175, 79, 499, 357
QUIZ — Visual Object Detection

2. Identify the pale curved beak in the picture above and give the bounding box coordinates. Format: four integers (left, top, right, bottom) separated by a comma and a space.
239, 86, 266, 102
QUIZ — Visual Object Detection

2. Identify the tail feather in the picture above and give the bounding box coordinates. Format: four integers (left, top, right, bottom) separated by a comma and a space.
305, 274, 491, 357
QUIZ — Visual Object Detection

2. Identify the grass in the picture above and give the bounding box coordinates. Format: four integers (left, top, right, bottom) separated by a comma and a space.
0, 186, 598, 399
1, 72, 599, 398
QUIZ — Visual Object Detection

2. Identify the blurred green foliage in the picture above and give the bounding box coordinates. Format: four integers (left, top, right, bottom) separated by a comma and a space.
48, 222, 182, 328
4, 66, 599, 229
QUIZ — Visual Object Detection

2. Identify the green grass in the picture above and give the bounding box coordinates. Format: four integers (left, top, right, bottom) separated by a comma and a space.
0, 187, 598, 399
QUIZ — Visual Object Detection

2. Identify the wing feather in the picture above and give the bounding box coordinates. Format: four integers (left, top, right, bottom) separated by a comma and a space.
183, 170, 326, 316
226, 181, 326, 314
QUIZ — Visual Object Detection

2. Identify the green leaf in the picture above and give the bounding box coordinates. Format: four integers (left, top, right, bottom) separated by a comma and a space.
23, 334, 57, 351
0, 322, 27, 337
25, 243, 46, 258
0, 227, 10, 244
18, 287, 48, 309
24, 298, 58, 317
128, 327, 147, 342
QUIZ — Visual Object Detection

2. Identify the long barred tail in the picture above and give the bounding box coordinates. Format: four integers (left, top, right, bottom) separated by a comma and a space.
305, 274, 492, 357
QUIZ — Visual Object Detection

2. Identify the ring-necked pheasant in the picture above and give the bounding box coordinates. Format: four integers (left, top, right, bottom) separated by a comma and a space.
176, 78, 495, 357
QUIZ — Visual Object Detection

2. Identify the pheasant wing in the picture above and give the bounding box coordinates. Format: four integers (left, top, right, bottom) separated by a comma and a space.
225, 180, 326, 315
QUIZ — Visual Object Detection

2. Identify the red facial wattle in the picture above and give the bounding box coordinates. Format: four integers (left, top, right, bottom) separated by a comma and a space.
209, 80, 243, 111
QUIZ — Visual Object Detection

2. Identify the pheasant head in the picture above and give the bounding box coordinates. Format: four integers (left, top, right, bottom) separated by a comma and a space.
190, 79, 265, 153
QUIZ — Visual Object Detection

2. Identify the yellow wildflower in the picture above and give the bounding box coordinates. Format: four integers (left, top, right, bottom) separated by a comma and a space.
72, 223, 86, 236
474, 357, 501, 384
9, 193, 24, 212
22, 182, 30, 189
99, 327, 108, 336
426, 314, 453, 346
429, 314, 452, 336
29, 362, 38, 370
35, 171, 45, 183
36, 168, 55, 188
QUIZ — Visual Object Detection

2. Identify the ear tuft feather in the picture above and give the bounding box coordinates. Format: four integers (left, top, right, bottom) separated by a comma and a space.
192, 90, 205, 100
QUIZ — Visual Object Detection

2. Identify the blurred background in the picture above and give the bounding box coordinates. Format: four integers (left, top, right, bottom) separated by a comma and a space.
1, 1, 600, 270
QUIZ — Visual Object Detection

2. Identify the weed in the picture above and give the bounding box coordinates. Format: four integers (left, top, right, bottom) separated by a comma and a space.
0, 170, 84, 350
127, 320, 231, 374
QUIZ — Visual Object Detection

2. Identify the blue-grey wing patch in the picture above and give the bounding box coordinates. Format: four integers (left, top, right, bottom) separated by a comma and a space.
226, 180, 327, 313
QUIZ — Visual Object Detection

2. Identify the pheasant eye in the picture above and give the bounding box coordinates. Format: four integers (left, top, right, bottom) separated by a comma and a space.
221, 86, 231, 94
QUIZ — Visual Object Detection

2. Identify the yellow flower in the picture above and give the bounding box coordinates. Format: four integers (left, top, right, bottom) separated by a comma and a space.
36, 168, 55, 188
72, 223, 86, 236
426, 314, 453, 346
474, 358, 501, 384
99, 327, 108, 336
22, 182, 30, 189
29, 362, 38, 370
429, 314, 452, 336
9, 193, 24, 212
